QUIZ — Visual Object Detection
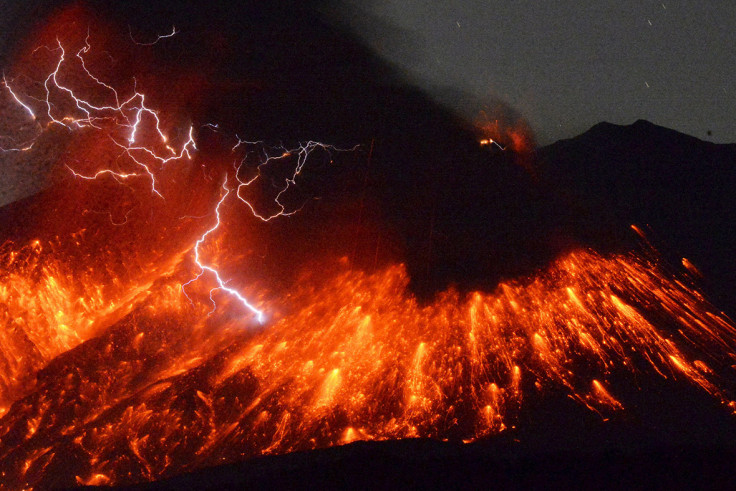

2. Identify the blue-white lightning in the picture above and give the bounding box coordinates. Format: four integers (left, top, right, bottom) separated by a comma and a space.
182, 178, 265, 324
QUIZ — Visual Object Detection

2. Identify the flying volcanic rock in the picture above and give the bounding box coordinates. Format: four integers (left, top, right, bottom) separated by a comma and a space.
1, 2, 736, 489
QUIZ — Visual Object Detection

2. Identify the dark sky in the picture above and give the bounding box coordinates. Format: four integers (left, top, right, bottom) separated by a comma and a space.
334, 0, 736, 144
1, 0, 733, 147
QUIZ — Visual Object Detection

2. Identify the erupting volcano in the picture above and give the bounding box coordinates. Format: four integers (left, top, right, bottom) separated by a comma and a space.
1, 3, 736, 489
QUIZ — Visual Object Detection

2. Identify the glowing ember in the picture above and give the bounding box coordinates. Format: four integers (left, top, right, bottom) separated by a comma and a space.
0, 20, 735, 490
1, 246, 735, 487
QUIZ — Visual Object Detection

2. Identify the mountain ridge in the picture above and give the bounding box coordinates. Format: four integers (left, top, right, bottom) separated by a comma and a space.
537, 118, 736, 313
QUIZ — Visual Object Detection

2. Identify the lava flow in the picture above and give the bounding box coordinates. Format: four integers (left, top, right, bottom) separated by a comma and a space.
1, 20, 736, 490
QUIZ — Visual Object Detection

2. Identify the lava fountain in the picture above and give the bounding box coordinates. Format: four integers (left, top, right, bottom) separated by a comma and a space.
0, 13, 735, 490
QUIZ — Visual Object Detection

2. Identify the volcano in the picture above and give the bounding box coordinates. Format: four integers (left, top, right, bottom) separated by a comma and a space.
1, 2, 736, 489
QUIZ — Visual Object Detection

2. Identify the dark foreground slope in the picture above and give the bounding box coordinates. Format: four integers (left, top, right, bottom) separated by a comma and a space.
121, 439, 736, 490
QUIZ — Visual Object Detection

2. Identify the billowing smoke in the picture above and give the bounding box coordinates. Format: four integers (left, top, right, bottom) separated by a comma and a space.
1, 0, 555, 294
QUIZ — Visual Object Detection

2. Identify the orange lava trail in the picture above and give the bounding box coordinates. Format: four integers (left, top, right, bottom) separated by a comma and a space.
0, 248, 735, 488
1, 25, 736, 490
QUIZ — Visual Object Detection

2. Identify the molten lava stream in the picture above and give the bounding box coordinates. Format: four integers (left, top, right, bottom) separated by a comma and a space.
1, 246, 735, 488
0, 13, 735, 489
0, 232, 195, 415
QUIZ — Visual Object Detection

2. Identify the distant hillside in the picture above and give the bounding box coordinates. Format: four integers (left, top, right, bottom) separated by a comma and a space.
538, 119, 736, 311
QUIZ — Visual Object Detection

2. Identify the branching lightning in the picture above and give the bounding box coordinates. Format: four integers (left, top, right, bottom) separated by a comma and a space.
128, 25, 178, 46
182, 178, 265, 324
2, 34, 261, 320
232, 138, 359, 221
2, 33, 357, 326
1, 32, 203, 200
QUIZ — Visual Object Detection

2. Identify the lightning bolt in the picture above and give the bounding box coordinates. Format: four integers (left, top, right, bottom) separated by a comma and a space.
2, 74, 36, 121
4, 31, 358, 327
128, 25, 178, 46
1, 74, 39, 152
2, 34, 198, 196
182, 178, 265, 324
233, 139, 359, 221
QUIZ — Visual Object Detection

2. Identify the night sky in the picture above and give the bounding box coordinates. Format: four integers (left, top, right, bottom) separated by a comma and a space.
2, 1, 734, 145
333, 0, 736, 144
0, 1, 734, 204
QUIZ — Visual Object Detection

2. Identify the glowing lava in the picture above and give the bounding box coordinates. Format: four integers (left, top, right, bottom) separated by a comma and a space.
1, 247, 735, 488
0, 20, 735, 491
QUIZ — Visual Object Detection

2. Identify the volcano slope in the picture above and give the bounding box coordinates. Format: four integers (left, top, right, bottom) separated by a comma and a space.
116, 120, 736, 490
1, 1, 736, 489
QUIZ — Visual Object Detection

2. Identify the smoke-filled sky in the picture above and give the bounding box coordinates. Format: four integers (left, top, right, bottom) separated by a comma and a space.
334, 0, 735, 144
1, 0, 733, 148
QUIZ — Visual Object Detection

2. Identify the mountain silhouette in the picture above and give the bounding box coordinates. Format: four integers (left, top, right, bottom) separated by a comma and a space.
2, 3, 736, 488
538, 119, 736, 312
108, 119, 736, 489
3, 3, 734, 303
